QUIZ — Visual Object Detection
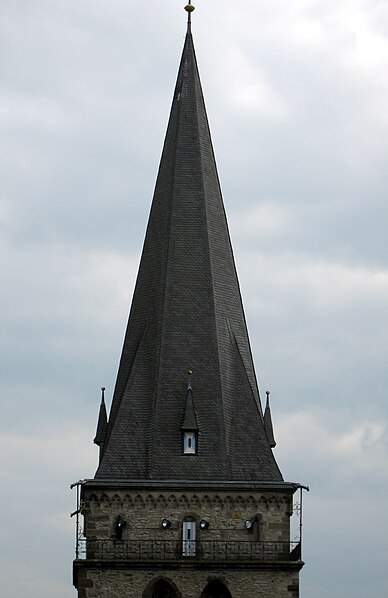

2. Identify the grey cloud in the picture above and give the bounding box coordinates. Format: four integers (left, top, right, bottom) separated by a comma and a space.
1, 1, 387, 597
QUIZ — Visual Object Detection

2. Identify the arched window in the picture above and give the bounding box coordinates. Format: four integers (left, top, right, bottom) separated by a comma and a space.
201, 580, 232, 598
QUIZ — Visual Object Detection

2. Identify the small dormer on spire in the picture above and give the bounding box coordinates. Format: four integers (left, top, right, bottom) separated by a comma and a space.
264, 390, 276, 448
94, 387, 108, 461
181, 370, 199, 454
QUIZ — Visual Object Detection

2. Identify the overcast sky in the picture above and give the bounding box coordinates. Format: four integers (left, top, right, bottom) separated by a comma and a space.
1, 1, 387, 596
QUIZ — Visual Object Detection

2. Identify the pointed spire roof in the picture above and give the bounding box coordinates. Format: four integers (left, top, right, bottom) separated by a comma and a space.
181, 372, 199, 430
95, 18, 282, 482
264, 391, 276, 449
94, 387, 108, 447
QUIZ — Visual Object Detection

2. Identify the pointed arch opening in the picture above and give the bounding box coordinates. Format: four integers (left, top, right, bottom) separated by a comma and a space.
143, 577, 181, 598
201, 580, 232, 598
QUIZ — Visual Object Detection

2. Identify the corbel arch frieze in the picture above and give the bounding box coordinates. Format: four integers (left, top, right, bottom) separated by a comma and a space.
85, 490, 284, 513
111, 494, 122, 510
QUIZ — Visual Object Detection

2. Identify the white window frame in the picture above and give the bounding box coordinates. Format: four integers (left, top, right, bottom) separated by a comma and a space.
183, 431, 196, 454
182, 520, 196, 556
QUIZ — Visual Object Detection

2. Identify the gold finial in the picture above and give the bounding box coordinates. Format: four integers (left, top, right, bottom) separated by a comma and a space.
184, 3, 195, 29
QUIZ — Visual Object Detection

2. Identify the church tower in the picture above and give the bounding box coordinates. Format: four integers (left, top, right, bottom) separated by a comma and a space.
72, 5, 306, 597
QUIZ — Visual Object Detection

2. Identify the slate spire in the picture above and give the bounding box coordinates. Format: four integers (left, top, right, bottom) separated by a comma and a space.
181, 371, 199, 431
95, 18, 283, 482
264, 391, 276, 449
94, 387, 108, 461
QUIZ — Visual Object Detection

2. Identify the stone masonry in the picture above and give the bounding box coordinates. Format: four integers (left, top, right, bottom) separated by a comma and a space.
77, 569, 300, 598
73, 486, 302, 597
83, 489, 293, 545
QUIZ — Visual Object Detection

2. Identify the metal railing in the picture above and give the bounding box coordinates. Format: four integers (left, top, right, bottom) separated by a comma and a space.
81, 539, 300, 562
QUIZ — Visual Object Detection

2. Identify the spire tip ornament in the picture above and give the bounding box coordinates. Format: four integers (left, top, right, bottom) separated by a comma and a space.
184, 2, 195, 28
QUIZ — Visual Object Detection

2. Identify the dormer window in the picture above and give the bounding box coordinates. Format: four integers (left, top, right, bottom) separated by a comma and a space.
183, 431, 197, 454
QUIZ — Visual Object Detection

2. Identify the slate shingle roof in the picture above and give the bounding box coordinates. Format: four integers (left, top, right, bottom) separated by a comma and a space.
95, 27, 283, 482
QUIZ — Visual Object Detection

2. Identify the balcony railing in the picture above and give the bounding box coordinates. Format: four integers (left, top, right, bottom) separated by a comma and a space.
79, 539, 300, 562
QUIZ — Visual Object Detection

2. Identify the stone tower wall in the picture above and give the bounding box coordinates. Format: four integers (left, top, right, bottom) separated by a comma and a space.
74, 487, 300, 598
83, 488, 293, 544
76, 568, 300, 598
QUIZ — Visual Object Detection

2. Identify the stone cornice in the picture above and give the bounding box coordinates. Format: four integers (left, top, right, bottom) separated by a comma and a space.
82, 479, 300, 493
73, 558, 304, 586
